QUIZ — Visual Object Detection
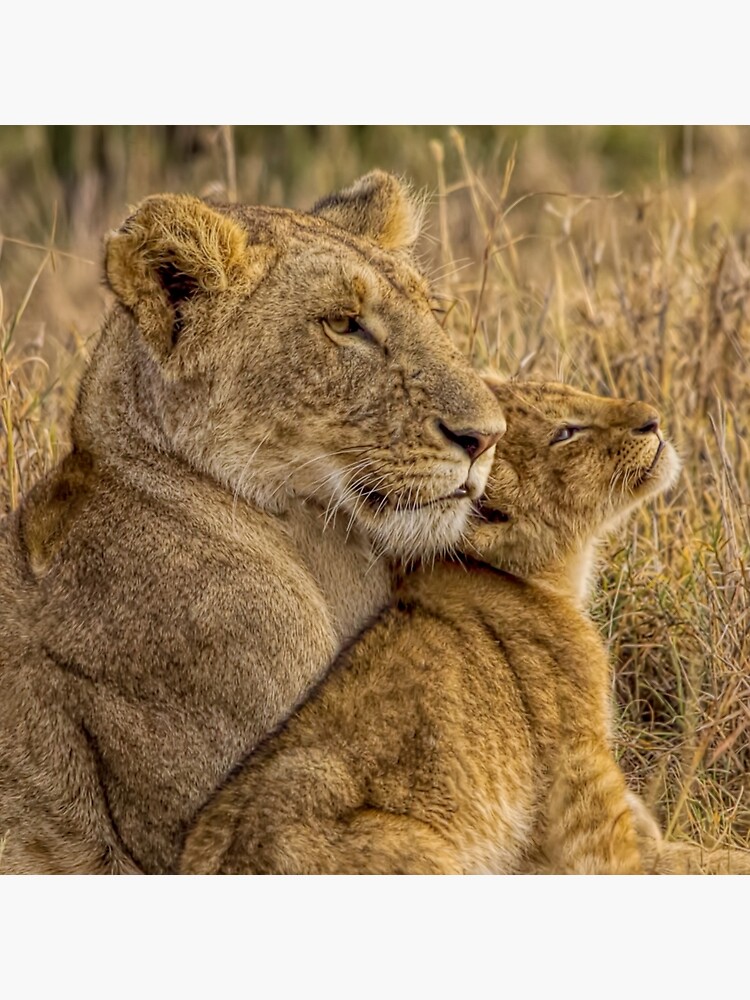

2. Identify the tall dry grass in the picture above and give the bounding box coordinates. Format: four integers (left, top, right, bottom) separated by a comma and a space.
1, 126, 748, 850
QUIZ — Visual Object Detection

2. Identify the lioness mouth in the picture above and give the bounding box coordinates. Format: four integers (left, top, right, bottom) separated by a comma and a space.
416, 487, 470, 508
352, 483, 470, 511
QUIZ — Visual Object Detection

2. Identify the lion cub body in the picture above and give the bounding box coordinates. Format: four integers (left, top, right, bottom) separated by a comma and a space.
0, 173, 503, 874
181, 382, 680, 875
182, 562, 621, 874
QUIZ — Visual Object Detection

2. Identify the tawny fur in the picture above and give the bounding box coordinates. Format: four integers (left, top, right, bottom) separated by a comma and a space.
0, 172, 504, 874
181, 381, 690, 875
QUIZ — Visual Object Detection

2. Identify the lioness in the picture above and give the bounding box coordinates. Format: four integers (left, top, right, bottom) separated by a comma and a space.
0, 172, 504, 874
180, 380, 683, 875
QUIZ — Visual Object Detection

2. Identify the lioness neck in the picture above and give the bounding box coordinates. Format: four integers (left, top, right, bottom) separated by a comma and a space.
72, 311, 178, 462
281, 502, 391, 644
72, 310, 392, 641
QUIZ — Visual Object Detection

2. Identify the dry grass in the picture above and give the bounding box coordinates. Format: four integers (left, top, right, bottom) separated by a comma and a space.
1, 125, 749, 852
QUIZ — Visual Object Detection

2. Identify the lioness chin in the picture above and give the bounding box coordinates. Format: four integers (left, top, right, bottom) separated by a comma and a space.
181, 380, 689, 875
0, 172, 504, 874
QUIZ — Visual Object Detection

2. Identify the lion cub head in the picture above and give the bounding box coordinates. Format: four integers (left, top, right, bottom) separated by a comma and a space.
101, 172, 504, 559
465, 379, 680, 600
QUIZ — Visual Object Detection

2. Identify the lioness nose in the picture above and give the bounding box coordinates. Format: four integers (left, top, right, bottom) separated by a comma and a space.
438, 422, 503, 461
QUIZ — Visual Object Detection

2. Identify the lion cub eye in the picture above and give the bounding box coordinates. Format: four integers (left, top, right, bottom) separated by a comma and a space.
551, 425, 583, 444
322, 315, 378, 347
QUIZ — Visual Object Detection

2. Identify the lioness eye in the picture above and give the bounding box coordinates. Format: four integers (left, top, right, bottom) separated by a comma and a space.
322, 315, 378, 346
551, 425, 581, 444
325, 316, 363, 336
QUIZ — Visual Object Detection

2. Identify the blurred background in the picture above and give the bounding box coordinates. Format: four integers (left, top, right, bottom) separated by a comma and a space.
4, 125, 750, 380
1, 125, 749, 854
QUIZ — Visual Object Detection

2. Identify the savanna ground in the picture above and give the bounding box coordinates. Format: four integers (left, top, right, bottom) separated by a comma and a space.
1, 125, 748, 855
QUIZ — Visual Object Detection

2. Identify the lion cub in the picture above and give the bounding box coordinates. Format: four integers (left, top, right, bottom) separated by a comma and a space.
181, 381, 680, 874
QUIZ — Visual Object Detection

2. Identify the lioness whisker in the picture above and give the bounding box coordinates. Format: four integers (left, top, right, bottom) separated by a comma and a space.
231, 431, 273, 531
267, 446, 372, 501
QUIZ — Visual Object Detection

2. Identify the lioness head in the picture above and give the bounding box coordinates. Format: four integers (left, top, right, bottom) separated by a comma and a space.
102, 171, 505, 559
465, 379, 680, 590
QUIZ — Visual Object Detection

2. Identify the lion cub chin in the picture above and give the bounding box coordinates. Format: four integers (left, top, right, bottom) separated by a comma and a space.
181, 380, 681, 875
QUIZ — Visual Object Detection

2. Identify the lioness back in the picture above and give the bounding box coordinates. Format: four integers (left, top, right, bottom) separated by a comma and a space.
0, 172, 504, 874
181, 381, 680, 875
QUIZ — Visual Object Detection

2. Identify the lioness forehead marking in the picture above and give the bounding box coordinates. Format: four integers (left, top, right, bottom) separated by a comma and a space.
232, 205, 429, 301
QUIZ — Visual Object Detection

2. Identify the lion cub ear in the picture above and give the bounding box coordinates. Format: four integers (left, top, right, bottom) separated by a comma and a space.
311, 170, 424, 251
104, 194, 268, 359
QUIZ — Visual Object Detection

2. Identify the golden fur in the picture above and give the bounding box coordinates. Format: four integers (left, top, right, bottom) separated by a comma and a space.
181, 380, 687, 875
0, 172, 504, 874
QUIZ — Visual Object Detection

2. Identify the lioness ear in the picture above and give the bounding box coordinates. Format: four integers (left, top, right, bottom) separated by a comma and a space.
311, 170, 424, 251
104, 194, 266, 359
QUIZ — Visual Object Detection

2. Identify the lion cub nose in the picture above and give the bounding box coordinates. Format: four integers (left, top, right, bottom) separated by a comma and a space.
438, 422, 504, 461
633, 418, 660, 435
627, 403, 660, 436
